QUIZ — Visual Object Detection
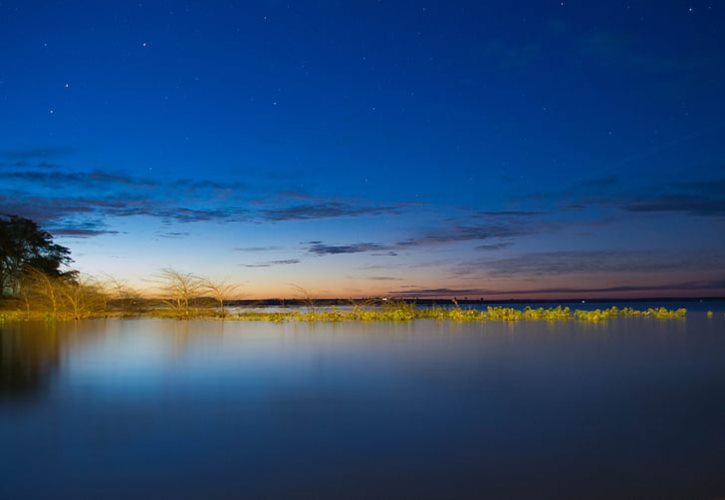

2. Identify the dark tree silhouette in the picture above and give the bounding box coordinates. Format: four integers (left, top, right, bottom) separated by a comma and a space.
0, 214, 73, 296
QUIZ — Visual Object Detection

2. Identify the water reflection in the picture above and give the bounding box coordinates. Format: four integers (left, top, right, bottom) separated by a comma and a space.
0, 315, 723, 498
0, 321, 61, 398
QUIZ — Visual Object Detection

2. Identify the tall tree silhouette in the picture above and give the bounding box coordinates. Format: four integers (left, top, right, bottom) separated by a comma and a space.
0, 214, 73, 296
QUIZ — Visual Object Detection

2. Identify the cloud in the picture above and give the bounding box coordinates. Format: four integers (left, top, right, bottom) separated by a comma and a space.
390, 278, 725, 298
624, 196, 725, 217
3, 146, 71, 161
367, 276, 403, 281
0, 193, 97, 223
157, 231, 190, 239
621, 175, 725, 216
0, 169, 158, 188
234, 246, 281, 252
240, 259, 300, 268
397, 221, 537, 247
521, 174, 725, 218
617, 177, 725, 217
1, 160, 61, 170
1, 151, 418, 238
276, 191, 314, 200
260, 202, 402, 221
160, 207, 236, 223
475, 242, 513, 251
1, 179, 410, 238
50, 228, 121, 237
0, 168, 248, 194
0, 187, 247, 227
460, 250, 725, 278
47, 220, 121, 238
171, 178, 246, 198
305, 220, 535, 258
307, 241, 395, 256
519, 175, 624, 209
475, 210, 542, 217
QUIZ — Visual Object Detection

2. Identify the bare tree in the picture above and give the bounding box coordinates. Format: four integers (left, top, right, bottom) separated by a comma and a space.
104, 275, 143, 313
202, 278, 240, 318
158, 268, 203, 318
290, 284, 317, 311
59, 276, 107, 319
18, 269, 36, 318
24, 267, 61, 317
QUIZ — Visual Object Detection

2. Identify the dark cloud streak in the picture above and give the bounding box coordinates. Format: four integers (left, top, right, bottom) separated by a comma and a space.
260, 202, 402, 222
240, 259, 300, 268
391, 279, 725, 298
462, 250, 725, 278
307, 242, 395, 256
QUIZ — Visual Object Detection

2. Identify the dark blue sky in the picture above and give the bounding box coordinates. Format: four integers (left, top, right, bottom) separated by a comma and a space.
2, 1, 724, 298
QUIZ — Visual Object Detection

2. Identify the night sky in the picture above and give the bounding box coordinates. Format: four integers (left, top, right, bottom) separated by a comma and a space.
2, 1, 724, 299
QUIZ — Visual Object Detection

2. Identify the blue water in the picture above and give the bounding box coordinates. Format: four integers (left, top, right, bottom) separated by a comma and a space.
1, 312, 724, 498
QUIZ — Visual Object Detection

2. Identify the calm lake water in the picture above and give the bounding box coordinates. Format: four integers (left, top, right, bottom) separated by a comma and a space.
1, 312, 724, 498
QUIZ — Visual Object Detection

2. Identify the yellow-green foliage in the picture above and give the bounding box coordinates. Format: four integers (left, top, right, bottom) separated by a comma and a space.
574, 306, 687, 322
225, 304, 688, 323
0, 311, 27, 322
1, 300, 690, 323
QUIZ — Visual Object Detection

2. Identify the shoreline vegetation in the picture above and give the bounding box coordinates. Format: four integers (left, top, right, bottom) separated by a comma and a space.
0, 263, 695, 324
0, 295, 689, 323
0, 258, 693, 323
0, 266, 693, 323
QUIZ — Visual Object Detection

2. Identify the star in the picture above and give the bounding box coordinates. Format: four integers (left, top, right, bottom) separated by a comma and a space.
64, 83, 70, 88
142, 42, 148, 47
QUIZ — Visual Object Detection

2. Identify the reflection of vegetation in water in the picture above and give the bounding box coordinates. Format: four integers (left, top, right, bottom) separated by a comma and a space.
0, 322, 60, 398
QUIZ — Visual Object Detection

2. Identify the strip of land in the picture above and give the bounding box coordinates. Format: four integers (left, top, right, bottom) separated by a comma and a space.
0, 302, 688, 323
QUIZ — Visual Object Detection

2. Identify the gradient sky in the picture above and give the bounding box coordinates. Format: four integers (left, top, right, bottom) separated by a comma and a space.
2, 0, 725, 299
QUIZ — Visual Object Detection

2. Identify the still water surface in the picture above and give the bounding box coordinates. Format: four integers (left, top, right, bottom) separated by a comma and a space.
1, 314, 724, 498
